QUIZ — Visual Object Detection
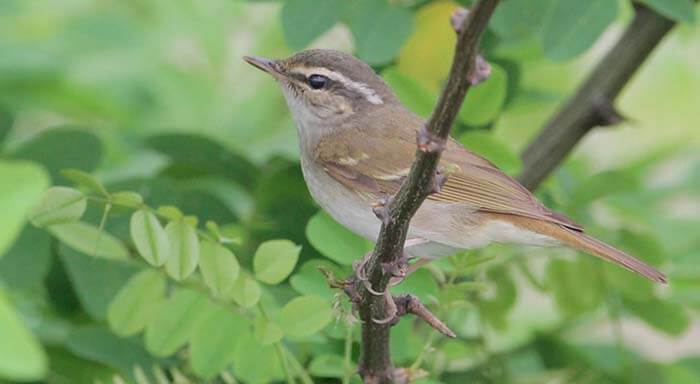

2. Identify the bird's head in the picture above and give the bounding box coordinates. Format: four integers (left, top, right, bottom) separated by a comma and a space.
243, 49, 398, 131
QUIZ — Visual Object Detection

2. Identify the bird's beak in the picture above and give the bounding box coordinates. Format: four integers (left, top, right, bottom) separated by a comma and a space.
243, 55, 281, 77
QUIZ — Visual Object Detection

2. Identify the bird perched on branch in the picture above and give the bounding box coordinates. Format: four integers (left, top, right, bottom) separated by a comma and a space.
243, 49, 666, 288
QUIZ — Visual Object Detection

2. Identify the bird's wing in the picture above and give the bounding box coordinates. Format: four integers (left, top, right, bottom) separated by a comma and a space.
315, 116, 581, 231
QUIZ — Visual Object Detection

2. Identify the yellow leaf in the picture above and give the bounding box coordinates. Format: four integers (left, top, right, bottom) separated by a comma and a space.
397, 1, 459, 92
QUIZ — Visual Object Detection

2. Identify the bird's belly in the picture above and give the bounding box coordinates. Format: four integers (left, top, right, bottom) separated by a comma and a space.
301, 159, 381, 240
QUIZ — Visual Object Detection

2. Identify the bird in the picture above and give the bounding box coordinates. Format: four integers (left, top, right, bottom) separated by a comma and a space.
243, 49, 666, 286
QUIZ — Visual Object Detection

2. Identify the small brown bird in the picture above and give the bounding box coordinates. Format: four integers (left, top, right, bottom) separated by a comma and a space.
244, 49, 666, 285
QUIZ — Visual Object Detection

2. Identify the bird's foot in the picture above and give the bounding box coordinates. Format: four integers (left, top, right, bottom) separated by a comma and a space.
353, 251, 385, 296
371, 289, 399, 325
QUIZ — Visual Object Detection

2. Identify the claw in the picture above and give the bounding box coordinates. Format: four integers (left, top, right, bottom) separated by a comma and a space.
371, 291, 398, 325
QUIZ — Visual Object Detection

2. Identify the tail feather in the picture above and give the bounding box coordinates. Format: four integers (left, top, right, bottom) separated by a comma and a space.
491, 213, 667, 284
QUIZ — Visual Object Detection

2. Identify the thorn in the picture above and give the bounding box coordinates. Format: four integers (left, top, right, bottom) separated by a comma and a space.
396, 294, 456, 338
450, 7, 469, 34
468, 55, 491, 86
594, 99, 627, 126
371, 195, 392, 225
417, 126, 446, 153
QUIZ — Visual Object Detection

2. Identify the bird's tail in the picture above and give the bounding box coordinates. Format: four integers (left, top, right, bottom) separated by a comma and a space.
495, 214, 667, 284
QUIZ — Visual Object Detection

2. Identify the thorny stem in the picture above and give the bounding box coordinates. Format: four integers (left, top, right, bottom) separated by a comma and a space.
355, 1, 500, 382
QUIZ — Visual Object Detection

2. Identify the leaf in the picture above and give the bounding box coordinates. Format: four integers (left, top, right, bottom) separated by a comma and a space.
48, 222, 129, 260
458, 63, 508, 126
254, 316, 284, 346
156, 205, 183, 221
638, 0, 696, 23
0, 289, 47, 381
228, 274, 261, 308
165, 220, 200, 281
0, 161, 49, 257
60, 246, 139, 319
546, 258, 603, 316
10, 127, 102, 180
281, 0, 345, 49
397, 2, 457, 91
479, 265, 518, 328
199, 241, 240, 295
29, 186, 86, 228
190, 305, 249, 379
253, 239, 301, 284
459, 131, 522, 175
0, 227, 52, 290
60, 169, 108, 196
144, 289, 208, 357
0, 105, 11, 147
490, 0, 556, 41
567, 170, 640, 209
232, 333, 283, 383
111, 191, 143, 208
306, 211, 370, 266
107, 270, 166, 336
277, 295, 332, 339
66, 325, 159, 379
347, 0, 414, 65
381, 67, 436, 117
541, 0, 618, 61
623, 297, 690, 336
309, 354, 346, 378
130, 210, 170, 267
390, 268, 439, 304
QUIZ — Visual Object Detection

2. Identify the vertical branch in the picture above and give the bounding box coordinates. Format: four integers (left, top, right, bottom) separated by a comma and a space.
356, 1, 500, 383
517, 3, 679, 191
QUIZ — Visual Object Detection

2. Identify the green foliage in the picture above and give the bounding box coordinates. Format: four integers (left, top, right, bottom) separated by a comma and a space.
1, 0, 698, 383
541, 0, 618, 60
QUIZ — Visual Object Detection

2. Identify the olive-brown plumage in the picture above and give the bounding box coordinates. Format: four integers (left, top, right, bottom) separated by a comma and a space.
243, 49, 666, 284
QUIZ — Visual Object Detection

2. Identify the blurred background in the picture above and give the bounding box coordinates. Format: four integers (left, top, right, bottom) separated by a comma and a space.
0, 0, 699, 383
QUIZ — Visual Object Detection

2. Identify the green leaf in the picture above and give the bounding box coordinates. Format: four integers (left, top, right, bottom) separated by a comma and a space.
479, 265, 518, 329
165, 220, 200, 281
490, 0, 556, 41
638, 0, 696, 23
381, 67, 435, 117
624, 297, 690, 336
11, 127, 102, 181
254, 316, 284, 346
60, 169, 108, 197
309, 354, 347, 378
130, 210, 170, 267
567, 170, 640, 209
29, 187, 87, 227
458, 63, 508, 125
48, 222, 129, 260
107, 270, 166, 336
190, 305, 249, 379
253, 239, 301, 284
277, 295, 332, 339
458, 131, 522, 175
0, 289, 47, 381
390, 268, 439, 304
144, 289, 208, 357
60, 246, 139, 319
347, 0, 414, 65
232, 333, 283, 383
281, 0, 345, 49
0, 161, 49, 257
0, 227, 52, 289
306, 211, 370, 266
290, 259, 346, 299
0, 105, 11, 147
199, 241, 240, 295
111, 191, 143, 208
228, 274, 261, 308
546, 258, 603, 315
156, 205, 183, 221
541, 0, 618, 61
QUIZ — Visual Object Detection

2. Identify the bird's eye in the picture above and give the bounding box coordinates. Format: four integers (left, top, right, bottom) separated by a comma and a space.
307, 74, 329, 90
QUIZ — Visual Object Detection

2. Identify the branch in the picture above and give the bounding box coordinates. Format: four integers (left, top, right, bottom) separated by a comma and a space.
355, 1, 500, 383
517, 2, 681, 191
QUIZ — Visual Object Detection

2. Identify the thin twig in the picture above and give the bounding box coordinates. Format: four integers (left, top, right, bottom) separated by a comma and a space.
355, 1, 500, 382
